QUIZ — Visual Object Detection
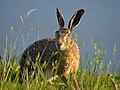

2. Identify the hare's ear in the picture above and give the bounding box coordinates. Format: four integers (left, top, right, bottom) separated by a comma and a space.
56, 8, 65, 28
68, 9, 85, 32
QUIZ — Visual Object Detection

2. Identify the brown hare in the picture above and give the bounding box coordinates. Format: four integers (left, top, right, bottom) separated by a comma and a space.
19, 8, 85, 90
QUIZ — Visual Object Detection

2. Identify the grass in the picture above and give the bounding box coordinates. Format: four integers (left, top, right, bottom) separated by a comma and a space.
0, 10, 120, 90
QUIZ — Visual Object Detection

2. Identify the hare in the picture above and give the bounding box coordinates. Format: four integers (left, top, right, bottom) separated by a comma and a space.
19, 8, 85, 90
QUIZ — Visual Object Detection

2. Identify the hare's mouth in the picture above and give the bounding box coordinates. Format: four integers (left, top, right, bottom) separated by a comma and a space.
55, 42, 66, 51
57, 42, 62, 48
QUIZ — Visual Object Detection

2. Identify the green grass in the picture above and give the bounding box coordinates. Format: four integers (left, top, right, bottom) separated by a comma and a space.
0, 10, 120, 90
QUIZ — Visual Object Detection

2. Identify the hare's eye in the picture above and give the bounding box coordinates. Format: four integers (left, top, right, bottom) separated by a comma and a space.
66, 30, 69, 33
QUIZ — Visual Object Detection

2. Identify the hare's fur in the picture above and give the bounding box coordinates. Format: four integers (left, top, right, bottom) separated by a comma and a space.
20, 8, 85, 90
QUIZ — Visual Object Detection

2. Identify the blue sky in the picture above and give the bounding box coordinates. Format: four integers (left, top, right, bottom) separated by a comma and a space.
0, 0, 120, 73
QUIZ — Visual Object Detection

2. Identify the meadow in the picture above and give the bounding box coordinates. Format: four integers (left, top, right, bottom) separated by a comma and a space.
0, 11, 120, 90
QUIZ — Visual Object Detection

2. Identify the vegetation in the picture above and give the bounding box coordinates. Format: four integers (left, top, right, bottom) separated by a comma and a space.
0, 10, 120, 90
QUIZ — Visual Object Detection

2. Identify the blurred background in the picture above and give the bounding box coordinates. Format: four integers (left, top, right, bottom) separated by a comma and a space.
0, 0, 120, 73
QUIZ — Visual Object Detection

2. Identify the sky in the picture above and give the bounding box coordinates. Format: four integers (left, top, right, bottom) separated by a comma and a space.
0, 0, 120, 73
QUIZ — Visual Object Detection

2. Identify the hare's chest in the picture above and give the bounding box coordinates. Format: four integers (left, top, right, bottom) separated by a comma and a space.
57, 54, 78, 75
66, 53, 79, 72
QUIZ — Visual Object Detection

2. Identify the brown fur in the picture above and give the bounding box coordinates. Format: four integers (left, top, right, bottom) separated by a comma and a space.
57, 42, 80, 89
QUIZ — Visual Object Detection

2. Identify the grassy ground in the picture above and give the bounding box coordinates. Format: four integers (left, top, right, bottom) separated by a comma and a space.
0, 58, 120, 90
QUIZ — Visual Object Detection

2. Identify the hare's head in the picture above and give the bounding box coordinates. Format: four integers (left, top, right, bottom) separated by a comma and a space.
55, 8, 85, 51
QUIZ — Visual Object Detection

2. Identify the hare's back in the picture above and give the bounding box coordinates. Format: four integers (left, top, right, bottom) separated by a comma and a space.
20, 38, 58, 65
